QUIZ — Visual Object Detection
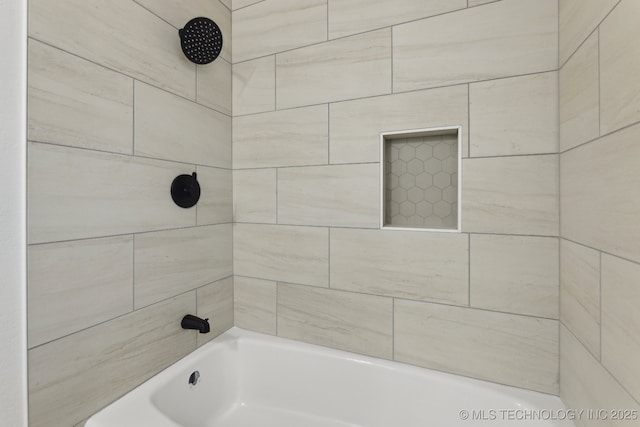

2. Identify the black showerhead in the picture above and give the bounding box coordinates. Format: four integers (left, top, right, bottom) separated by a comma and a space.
179, 17, 223, 65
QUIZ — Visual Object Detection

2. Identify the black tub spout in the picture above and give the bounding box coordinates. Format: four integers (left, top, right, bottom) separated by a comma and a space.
181, 315, 210, 333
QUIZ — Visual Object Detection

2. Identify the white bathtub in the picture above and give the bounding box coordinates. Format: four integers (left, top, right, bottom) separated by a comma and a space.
86, 327, 574, 427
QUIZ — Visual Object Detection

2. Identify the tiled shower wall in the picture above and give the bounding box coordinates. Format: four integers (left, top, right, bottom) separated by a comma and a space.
232, 0, 561, 394
558, 0, 640, 421
26, 0, 233, 425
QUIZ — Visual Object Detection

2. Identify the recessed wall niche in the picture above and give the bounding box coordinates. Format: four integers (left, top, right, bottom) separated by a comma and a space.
380, 126, 461, 232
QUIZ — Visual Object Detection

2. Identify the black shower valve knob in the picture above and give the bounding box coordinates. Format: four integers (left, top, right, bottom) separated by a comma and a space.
171, 172, 201, 208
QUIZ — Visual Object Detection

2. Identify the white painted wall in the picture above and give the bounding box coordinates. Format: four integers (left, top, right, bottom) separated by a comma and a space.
0, 0, 28, 425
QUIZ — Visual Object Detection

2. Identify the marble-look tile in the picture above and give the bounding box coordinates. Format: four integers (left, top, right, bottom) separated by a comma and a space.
234, 276, 277, 335
330, 85, 468, 164
560, 326, 640, 427
197, 58, 231, 115
393, 0, 557, 92
28, 40, 133, 154
328, 0, 465, 39
601, 254, 640, 402
28, 293, 196, 427
219, 0, 231, 9
28, 142, 196, 244
395, 300, 559, 394
233, 105, 328, 168
233, 0, 327, 63
197, 277, 234, 346
134, 81, 231, 169
234, 224, 328, 287
330, 229, 468, 305
559, 0, 618, 66
233, 169, 277, 223
462, 155, 559, 236
133, 0, 231, 63
277, 164, 379, 228
471, 234, 559, 318
29, 0, 196, 99
560, 31, 599, 152
600, 0, 640, 134
560, 239, 600, 359
28, 236, 133, 348
134, 224, 232, 309
277, 283, 393, 359
561, 123, 640, 263
195, 166, 232, 225
276, 29, 392, 110
232, 56, 275, 116
470, 72, 558, 157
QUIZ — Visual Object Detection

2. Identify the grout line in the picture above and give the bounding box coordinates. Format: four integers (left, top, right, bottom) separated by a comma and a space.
28, 223, 233, 247
327, 227, 331, 288
560, 236, 640, 269
232, 0, 266, 13
391, 298, 395, 360
233, 274, 563, 322
29, 139, 232, 171
467, 233, 471, 307
599, 251, 602, 361
597, 27, 601, 138
233, 69, 558, 119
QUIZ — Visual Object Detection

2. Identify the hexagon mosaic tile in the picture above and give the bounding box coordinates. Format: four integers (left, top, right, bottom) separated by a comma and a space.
384, 133, 458, 229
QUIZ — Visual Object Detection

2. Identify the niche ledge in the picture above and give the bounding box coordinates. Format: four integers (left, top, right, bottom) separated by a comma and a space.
380, 126, 462, 232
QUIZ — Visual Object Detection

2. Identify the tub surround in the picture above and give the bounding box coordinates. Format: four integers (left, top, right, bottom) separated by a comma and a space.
559, 0, 640, 421
26, 0, 232, 425
232, 0, 560, 396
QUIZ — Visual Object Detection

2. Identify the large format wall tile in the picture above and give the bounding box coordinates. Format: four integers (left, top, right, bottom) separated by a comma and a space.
560, 31, 599, 152
28, 236, 133, 348
232, 56, 275, 116
600, 0, 640, 134
134, 82, 231, 169
197, 58, 232, 115
327, 0, 465, 39
560, 239, 600, 358
233, 169, 277, 223
559, 0, 618, 66
29, 143, 196, 244
330, 229, 468, 305
471, 235, 559, 318
233, 0, 327, 63
195, 166, 232, 226
28, 293, 196, 427
276, 29, 392, 109
561, 123, 640, 263
133, 0, 231, 63
29, 0, 196, 99
395, 300, 559, 394
28, 40, 133, 155
560, 326, 640, 427
234, 276, 277, 335
197, 277, 234, 346
234, 224, 329, 287
462, 155, 559, 236
393, 0, 557, 92
233, 105, 328, 168
470, 72, 558, 157
601, 254, 640, 402
277, 164, 379, 228
134, 224, 232, 309
329, 85, 468, 164
278, 283, 393, 359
